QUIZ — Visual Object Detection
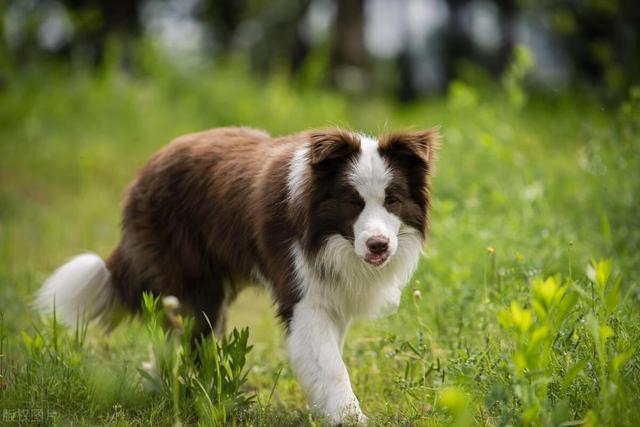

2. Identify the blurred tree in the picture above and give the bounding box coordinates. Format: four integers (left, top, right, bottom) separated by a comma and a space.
493, 0, 517, 76
243, 0, 312, 76
443, 0, 473, 85
199, 0, 246, 54
443, 0, 517, 85
396, 49, 416, 101
0, 0, 142, 68
561, 0, 640, 93
330, 0, 369, 93
59, 0, 141, 66
524, 0, 640, 95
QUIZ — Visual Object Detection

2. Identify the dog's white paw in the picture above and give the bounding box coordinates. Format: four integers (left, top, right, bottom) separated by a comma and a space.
325, 397, 368, 425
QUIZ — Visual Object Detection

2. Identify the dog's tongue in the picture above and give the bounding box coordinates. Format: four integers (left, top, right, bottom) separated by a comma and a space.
366, 253, 387, 266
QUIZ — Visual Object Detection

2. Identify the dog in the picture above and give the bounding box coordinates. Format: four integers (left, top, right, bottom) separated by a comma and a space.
36, 126, 438, 424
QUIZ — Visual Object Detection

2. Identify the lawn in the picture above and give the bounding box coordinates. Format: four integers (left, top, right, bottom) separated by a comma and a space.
1, 56, 639, 425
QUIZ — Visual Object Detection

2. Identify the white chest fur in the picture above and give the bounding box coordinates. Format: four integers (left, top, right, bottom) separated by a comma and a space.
292, 226, 423, 321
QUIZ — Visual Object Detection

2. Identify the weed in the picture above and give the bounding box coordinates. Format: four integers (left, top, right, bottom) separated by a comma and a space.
138, 292, 254, 426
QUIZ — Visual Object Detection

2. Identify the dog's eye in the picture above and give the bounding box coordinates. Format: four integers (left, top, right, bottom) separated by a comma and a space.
340, 193, 364, 208
385, 195, 401, 205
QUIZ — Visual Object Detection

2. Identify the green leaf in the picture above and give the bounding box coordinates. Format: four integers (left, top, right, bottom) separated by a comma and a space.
593, 259, 613, 298
551, 399, 571, 426
600, 325, 614, 341
605, 275, 622, 314
561, 360, 586, 392
510, 302, 533, 333
530, 325, 550, 349
556, 291, 578, 324
533, 276, 560, 308
611, 351, 633, 377
514, 350, 528, 375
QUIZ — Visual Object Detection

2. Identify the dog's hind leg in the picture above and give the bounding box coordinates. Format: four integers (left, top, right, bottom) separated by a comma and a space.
188, 272, 232, 339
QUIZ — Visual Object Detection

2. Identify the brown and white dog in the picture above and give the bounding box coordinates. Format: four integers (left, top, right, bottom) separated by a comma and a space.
36, 126, 438, 424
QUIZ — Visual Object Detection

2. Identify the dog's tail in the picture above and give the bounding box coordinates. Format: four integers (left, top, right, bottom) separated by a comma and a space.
35, 253, 118, 327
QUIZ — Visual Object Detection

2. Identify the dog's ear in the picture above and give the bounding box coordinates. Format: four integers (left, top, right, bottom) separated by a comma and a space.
379, 129, 439, 166
309, 130, 360, 166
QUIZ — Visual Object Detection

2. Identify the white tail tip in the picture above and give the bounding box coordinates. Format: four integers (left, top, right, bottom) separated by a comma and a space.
35, 253, 114, 327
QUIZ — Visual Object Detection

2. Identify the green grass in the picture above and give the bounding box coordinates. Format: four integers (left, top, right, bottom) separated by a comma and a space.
1, 52, 639, 426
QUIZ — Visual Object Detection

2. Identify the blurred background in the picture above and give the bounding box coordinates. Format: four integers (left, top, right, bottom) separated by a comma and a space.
2, 0, 640, 99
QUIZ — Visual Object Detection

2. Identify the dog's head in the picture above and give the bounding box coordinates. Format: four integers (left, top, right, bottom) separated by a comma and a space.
290, 129, 438, 269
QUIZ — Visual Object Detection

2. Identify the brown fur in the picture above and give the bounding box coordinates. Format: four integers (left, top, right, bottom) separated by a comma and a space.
107, 127, 301, 334
304, 130, 365, 256
379, 129, 440, 237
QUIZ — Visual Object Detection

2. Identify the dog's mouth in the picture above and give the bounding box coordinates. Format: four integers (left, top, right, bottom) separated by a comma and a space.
364, 252, 390, 267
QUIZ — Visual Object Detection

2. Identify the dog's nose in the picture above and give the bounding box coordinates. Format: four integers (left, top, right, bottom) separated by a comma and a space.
366, 236, 389, 254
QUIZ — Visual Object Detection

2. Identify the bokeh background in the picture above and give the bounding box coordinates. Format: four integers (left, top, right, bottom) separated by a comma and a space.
3, 0, 640, 97
1, 1, 640, 426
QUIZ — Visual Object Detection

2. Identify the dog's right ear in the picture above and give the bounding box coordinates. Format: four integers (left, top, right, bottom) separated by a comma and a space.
309, 130, 360, 166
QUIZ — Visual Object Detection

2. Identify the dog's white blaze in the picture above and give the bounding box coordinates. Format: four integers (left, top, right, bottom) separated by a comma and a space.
350, 135, 400, 262
287, 146, 309, 208
349, 135, 390, 201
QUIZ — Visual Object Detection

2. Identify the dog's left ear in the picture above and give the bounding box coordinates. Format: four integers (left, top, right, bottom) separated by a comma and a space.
379, 128, 440, 166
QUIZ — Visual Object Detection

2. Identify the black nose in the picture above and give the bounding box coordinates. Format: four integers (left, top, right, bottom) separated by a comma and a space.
366, 236, 389, 254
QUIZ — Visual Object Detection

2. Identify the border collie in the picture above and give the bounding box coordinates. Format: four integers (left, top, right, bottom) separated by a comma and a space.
36, 127, 438, 424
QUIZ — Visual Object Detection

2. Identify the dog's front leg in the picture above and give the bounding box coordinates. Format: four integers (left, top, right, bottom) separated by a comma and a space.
287, 301, 366, 425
